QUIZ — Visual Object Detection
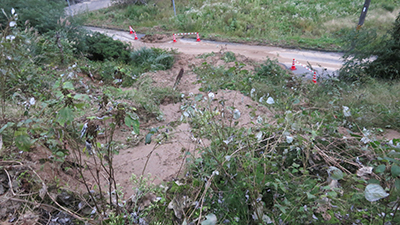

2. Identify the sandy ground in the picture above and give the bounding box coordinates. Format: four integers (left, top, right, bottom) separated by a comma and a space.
108, 53, 275, 197
23, 51, 280, 199
51, 2, 397, 200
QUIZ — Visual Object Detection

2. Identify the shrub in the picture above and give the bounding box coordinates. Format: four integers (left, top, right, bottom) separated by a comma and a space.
340, 13, 400, 81
255, 57, 291, 85
129, 47, 174, 71
366, 13, 400, 80
84, 32, 130, 62
0, 0, 65, 34
222, 51, 236, 62
0, 11, 55, 115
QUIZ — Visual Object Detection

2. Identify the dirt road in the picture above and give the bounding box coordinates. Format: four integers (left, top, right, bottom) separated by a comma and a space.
86, 26, 344, 79
68, 1, 344, 77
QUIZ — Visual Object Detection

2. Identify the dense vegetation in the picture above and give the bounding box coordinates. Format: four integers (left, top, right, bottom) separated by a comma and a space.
83, 0, 400, 49
0, 1, 400, 225
0, 0, 66, 34
340, 13, 400, 81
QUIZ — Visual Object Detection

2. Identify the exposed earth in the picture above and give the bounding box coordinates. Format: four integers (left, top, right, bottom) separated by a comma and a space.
23, 47, 400, 201
1, 3, 399, 223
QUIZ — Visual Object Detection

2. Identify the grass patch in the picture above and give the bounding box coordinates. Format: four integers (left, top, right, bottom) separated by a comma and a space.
194, 57, 400, 131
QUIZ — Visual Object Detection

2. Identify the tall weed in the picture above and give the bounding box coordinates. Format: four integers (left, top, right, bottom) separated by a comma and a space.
130, 47, 174, 71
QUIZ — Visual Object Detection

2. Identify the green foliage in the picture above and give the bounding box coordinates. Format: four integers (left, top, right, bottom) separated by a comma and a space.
381, 3, 396, 12
0, 0, 66, 34
130, 47, 174, 71
85, 32, 130, 62
366, 13, 400, 80
111, 0, 151, 6
340, 13, 400, 81
83, 0, 400, 49
255, 57, 291, 85
0, 10, 27, 116
162, 67, 400, 223
130, 75, 181, 121
222, 51, 236, 63
0, 9, 56, 118
124, 3, 158, 21
195, 62, 252, 94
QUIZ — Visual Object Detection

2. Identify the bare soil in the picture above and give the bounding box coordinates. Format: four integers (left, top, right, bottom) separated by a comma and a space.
1, 34, 399, 223
140, 34, 171, 43
108, 52, 273, 197
5, 50, 399, 203
2, 51, 274, 201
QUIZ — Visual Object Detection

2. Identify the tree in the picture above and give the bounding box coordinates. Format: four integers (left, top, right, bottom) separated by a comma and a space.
366, 13, 400, 80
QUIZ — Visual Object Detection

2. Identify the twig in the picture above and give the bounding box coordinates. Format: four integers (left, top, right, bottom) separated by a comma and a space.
46, 212, 51, 225
196, 174, 215, 225
141, 143, 161, 180
314, 145, 352, 174
4, 169, 17, 196
222, 136, 275, 166
187, 187, 203, 220
55, 32, 64, 64
0, 160, 23, 165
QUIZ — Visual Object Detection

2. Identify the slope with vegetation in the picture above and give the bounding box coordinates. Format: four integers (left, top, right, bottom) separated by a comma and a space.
0, 0, 400, 224
83, 0, 400, 49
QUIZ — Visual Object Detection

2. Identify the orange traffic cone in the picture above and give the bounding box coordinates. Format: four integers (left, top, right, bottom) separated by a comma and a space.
134, 31, 138, 40
173, 34, 177, 43
290, 59, 296, 70
129, 26, 134, 34
313, 71, 317, 84
196, 32, 201, 42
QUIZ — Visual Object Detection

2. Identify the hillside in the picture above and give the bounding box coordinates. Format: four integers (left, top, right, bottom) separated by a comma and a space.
82, 0, 400, 50
0, 1, 400, 225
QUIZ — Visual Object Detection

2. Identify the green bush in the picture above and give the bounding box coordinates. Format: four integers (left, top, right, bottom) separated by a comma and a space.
366, 13, 400, 80
84, 32, 130, 62
222, 51, 236, 62
340, 13, 400, 81
381, 3, 395, 12
0, 14, 56, 113
255, 57, 291, 85
129, 47, 174, 71
0, 0, 65, 34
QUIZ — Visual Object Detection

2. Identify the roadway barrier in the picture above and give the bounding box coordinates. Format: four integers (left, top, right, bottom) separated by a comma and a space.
129, 26, 138, 40
173, 32, 200, 42
293, 58, 318, 84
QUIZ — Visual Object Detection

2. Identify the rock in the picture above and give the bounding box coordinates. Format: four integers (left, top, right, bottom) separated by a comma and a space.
56, 191, 75, 207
